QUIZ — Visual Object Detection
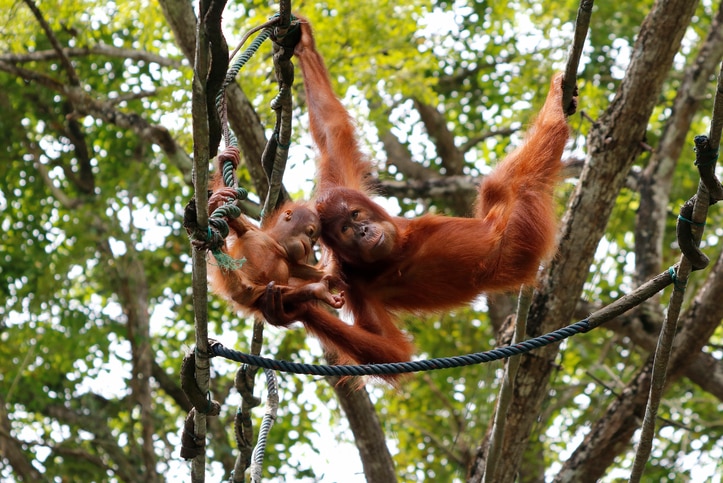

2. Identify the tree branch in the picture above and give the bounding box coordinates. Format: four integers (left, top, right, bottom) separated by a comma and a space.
63, 86, 193, 183
0, 60, 65, 91
413, 98, 466, 175
0, 59, 194, 184
469, 0, 702, 479
22, 0, 79, 85
0, 45, 183, 68
634, 0, 723, 284
329, 377, 398, 483
458, 126, 518, 154
374, 174, 478, 201
0, 395, 44, 482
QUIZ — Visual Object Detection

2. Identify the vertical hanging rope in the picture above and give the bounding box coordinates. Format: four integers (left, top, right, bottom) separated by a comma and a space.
230, 363, 260, 482
189, 7, 213, 482
249, 368, 279, 483
261, 15, 299, 217
237, 10, 296, 476
212, 3, 294, 481
482, 287, 533, 483
630, 61, 723, 481
220, 27, 273, 150
562, 0, 594, 112
482, 2, 592, 478
184, 0, 233, 474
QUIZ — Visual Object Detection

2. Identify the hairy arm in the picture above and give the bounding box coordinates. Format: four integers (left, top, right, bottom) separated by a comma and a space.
474, 74, 572, 288
294, 19, 373, 192
208, 187, 256, 236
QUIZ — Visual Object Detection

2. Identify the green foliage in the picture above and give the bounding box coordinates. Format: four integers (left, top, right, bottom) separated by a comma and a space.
378, 309, 498, 480
2, 0, 723, 481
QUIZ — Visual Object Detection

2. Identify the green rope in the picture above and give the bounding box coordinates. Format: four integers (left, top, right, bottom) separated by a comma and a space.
222, 159, 238, 189
207, 188, 249, 270
667, 266, 686, 292
220, 28, 272, 105
677, 214, 706, 227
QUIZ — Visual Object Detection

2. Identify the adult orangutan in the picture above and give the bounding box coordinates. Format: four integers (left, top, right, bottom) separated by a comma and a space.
263, 17, 576, 370
206, 149, 404, 366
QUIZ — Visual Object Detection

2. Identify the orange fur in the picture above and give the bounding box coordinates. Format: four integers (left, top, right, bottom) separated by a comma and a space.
288, 18, 573, 375
206, 149, 343, 321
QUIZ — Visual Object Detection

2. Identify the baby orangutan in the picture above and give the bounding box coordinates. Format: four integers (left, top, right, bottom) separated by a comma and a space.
207, 147, 344, 324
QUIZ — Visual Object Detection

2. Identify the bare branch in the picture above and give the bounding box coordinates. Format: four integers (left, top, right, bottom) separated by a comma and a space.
458, 126, 518, 154
0, 44, 184, 68
22, 0, 79, 85
374, 174, 478, 201
413, 98, 466, 175
380, 129, 438, 181
0, 60, 187, 177
63, 86, 193, 182
0, 60, 65, 91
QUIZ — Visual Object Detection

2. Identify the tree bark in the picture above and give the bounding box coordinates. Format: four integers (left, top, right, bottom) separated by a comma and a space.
553, 358, 654, 483
158, 0, 281, 200
330, 378, 398, 483
555, 249, 723, 480
633, 0, 723, 284
469, 0, 700, 481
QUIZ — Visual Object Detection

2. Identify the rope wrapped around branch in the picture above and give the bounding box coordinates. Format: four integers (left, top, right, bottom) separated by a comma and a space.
180, 351, 222, 460
676, 134, 722, 270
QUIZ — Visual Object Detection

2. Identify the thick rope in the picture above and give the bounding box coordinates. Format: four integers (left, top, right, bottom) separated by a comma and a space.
675, 137, 721, 270
184, 11, 291, 482
484, 4, 592, 478
209, 320, 591, 377
209, 7, 293, 482
249, 368, 279, 483
207, 265, 678, 378
180, 351, 222, 460
260, 18, 300, 218
483, 286, 533, 483
218, 27, 274, 149
183, 145, 249, 272
630, 61, 723, 482
562, 0, 594, 113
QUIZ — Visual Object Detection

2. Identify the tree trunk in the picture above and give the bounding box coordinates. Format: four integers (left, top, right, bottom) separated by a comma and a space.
330, 378, 398, 483
469, 0, 700, 480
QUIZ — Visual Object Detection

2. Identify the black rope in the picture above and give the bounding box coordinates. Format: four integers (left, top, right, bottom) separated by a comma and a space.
208, 319, 591, 377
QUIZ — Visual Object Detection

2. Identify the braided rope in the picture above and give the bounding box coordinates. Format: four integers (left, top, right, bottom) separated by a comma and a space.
222, 28, 272, 100
217, 27, 273, 148
206, 185, 248, 270
249, 368, 278, 482
221, 158, 237, 188
208, 319, 591, 377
